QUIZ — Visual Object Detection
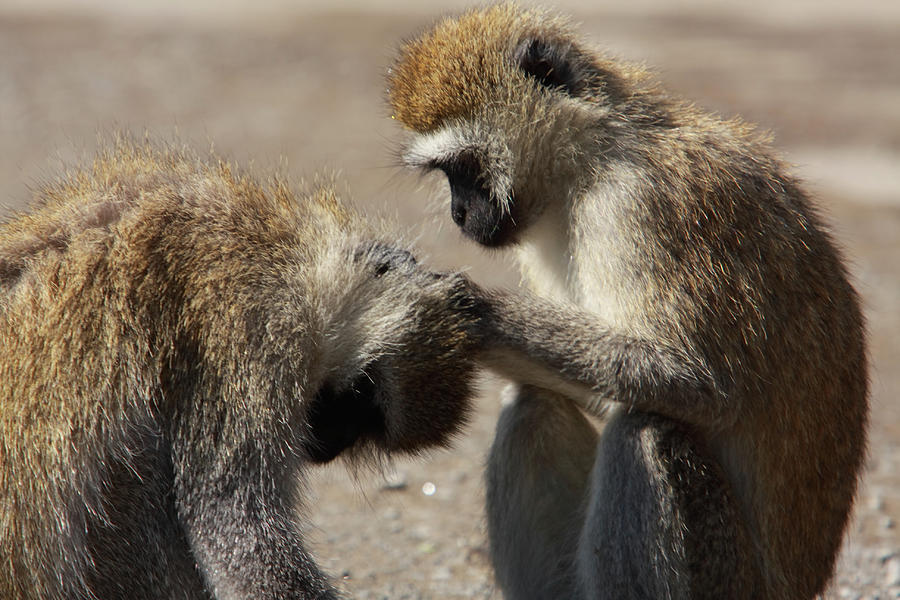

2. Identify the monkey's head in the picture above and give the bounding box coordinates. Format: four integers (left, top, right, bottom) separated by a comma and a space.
303, 241, 480, 463
388, 2, 647, 248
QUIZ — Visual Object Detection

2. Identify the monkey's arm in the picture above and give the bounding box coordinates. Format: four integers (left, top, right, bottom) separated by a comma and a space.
472, 289, 735, 429
172, 431, 338, 600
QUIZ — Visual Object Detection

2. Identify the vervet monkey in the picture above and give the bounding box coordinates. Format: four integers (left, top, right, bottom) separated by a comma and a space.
388, 4, 869, 599
0, 141, 481, 599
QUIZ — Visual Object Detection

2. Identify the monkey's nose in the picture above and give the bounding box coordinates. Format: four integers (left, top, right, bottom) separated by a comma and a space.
451, 197, 467, 227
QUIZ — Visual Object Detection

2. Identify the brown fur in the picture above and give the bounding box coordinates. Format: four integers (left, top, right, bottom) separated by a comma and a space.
0, 140, 480, 599
389, 4, 869, 599
388, 3, 654, 134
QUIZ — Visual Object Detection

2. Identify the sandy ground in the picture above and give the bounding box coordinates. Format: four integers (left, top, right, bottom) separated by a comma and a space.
1, 1, 898, 597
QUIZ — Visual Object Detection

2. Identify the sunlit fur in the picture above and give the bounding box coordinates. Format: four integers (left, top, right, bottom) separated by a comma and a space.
389, 4, 869, 599
0, 140, 479, 599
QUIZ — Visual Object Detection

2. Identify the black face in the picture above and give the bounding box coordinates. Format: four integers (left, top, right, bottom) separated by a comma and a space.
303, 374, 384, 463
434, 154, 518, 248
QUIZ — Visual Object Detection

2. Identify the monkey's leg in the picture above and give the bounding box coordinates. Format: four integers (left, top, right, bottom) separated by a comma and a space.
486, 384, 597, 600
577, 411, 759, 600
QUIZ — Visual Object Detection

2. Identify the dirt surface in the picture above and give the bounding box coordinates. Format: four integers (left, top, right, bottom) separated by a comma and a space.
1, 1, 898, 598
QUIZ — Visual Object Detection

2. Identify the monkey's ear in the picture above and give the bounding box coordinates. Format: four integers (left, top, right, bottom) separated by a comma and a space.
354, 241, 418, 277
514, 38, 583, 96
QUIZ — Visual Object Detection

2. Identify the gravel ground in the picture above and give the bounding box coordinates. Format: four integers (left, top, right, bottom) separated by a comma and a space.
1, 1, 897, 597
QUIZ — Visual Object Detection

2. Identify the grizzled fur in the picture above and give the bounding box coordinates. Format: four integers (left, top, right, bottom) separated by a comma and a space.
0, 141, 479, 599
389, 4, 869, 599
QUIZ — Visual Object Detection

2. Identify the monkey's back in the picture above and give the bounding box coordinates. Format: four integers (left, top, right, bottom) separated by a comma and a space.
0, 142, 357, 599
588, 117, 870, 597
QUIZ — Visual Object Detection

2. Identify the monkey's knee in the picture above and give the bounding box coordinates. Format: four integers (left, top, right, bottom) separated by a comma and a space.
486, 385, 597, 600
488, 384, 598, 483
577, 412, 758, 600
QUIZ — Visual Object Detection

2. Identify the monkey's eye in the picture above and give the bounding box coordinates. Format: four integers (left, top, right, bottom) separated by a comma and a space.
431, 153, 487, 196
515, 39, 579, 95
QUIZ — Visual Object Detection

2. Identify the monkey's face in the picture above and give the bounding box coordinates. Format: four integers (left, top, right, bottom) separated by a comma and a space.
389, 3, 614, 248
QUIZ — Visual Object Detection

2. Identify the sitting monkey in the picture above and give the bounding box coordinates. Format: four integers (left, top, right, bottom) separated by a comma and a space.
388, 4, 869, 599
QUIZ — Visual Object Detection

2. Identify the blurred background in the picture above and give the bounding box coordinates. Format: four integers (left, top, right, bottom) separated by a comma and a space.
2, 1, 897, 597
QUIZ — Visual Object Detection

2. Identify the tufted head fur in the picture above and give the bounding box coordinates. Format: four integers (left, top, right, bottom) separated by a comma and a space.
388, 2, 665, 249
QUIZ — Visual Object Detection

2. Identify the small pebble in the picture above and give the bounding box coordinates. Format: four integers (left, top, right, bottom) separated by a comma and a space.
885, 557, 900, 587
869, 492, 885, 511
417, 542, 435, 554
381, 469, 408, 491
